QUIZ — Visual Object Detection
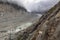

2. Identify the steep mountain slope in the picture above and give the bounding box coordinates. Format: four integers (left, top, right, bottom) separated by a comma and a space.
16, 1, 60, 40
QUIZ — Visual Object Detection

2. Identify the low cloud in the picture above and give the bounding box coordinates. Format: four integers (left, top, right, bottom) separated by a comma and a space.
0, 0, 59, 12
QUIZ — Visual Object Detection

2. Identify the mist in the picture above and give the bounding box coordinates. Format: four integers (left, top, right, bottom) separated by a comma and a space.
0, 0, 60, 12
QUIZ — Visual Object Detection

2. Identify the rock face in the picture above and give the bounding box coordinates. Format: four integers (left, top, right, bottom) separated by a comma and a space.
16, 1, 60, 40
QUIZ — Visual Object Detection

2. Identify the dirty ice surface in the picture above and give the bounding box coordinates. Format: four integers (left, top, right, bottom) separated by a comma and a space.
0, 0, 60, 12
7, 22, 33, 34
0, 3, 42, 39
